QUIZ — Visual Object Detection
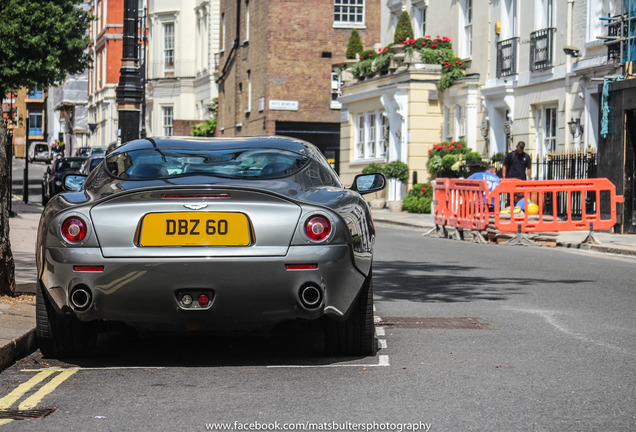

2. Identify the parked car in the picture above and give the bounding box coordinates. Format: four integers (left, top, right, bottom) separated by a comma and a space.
41, 156, 86, 205
89, 146, 106, 156
36, 136, 386, 358
79, 155, 105, 175
76, 147, 91, 157
29, 142, 51, 163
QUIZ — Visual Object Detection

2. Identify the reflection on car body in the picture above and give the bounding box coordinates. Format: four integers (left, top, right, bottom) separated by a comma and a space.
36, 136, 386, 358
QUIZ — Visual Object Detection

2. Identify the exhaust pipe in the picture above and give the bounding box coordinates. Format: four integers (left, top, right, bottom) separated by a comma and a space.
70, 286, 92, 310
299, 285, 322, 309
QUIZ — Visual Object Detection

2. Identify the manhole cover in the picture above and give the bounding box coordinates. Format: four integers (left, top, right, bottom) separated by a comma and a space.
0, 408, 57, 420
378, 317, 494, 330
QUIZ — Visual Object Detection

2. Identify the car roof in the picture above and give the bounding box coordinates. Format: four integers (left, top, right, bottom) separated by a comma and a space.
109, 136, 311, 155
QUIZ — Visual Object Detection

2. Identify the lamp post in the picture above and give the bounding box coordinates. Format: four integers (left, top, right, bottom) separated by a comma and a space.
116, 0, 143, 144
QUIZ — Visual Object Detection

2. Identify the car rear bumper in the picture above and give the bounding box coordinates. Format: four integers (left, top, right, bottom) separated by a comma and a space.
41, 244, 366, 331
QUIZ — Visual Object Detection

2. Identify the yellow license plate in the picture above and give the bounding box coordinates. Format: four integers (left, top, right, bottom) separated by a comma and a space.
139, 212, 251, 246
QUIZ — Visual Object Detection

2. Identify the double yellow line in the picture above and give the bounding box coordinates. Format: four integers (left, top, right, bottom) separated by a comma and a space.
0, 368, 77, 426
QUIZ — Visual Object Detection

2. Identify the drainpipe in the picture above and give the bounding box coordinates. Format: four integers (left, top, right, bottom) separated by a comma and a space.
564, 0, 575, 150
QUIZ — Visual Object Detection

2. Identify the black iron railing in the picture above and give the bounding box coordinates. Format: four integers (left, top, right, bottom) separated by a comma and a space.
532, 151, 598, 220
497, 37, 519, 78
530, 28, 555, 71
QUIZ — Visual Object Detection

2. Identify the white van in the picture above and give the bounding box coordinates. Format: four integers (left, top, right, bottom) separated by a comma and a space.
29, 142, 51, 163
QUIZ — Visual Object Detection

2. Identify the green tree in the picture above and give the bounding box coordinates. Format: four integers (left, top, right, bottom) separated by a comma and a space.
0, 0, 91, 296
393, 11, 414, 45
192, 98, 218, 137
346, 29, 364, 59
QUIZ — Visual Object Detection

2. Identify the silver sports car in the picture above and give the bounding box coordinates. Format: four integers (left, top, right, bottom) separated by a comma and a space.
36, 136, 386, 358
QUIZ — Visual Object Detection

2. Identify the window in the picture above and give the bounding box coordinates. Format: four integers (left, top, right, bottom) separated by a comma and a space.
163, 22, 175, 73
543, 0, 554, 28
587, 0, 621, 43
356, 115, 365, 159
444, 107, 453, 141
106, 148, 311, 180
221, 13, 225, 52
334, 0, 364, 27
413, 6, 426, 38
354, 111, 387, 161
28, 112, 43, 136
162, 106, 174, 136
455, 106, 465, 140
542, 106, 557, 152
503, 0, 518, 39
331, 67, 342, 109
245, 0, 250, 42
246, 70, 252, 113
366, 113, 376, 158
461, 0, 473, 58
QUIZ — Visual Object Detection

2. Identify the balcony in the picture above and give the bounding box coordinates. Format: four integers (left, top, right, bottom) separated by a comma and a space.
27, 89, 43, 100
496, 37, 519, 78
530, 28, 555, 72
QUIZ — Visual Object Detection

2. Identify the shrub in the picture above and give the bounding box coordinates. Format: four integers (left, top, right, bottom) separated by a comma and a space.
351, 58, 373, 77
383, 160, 409, 184
362, 162, 384, 175
426, 140, 470, 176
403, 183, 433, 214
394, 11, 414, 45
465, 151, 483, 164
346, 29, 364, 59
192, 118, 217, 137
441, 154, 458, 170
491, 152, 505, 163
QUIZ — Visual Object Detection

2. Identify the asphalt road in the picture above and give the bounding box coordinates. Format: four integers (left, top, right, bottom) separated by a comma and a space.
0, 223, 634, 431
10, 158, 48, 204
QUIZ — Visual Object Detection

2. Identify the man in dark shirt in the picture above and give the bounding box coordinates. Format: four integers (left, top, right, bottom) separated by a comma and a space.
502, 141, 532, 180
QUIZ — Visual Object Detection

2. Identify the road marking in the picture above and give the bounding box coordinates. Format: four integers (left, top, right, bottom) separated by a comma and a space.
0, 368, 76, 427
507, 306, 634, 356
18, 369, 78, 410
21, 366, 165, 372
268, 315, 390, 368
0, 369, 58, 409
267, 355, 390, 369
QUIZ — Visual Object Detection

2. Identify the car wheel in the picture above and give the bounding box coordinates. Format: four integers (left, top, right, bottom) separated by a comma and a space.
36, 282, 96, 358
325, 270, 376, 356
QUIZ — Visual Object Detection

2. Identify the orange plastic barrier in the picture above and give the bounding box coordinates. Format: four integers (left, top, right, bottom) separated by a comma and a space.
490, 179, 624, 233
433, 178, 450, 226
447, 179, 490, 230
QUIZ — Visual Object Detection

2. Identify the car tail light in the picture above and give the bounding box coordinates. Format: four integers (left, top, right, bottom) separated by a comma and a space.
304, 215, 331, 242
198, 294, 210, 307
61, 216, 87, 243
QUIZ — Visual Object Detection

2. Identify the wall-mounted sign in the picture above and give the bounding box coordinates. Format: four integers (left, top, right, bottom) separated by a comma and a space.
269, 100, 299, 111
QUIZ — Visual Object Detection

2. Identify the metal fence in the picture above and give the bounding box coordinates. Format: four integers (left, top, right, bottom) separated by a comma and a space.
532, 150, 598, 220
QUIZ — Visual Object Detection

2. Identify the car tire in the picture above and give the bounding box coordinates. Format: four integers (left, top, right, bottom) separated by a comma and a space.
325, 270, 376, 356
36, 282, 96, 358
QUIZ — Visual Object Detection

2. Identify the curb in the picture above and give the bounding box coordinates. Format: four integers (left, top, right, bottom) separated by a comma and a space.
0, 329, 38, 372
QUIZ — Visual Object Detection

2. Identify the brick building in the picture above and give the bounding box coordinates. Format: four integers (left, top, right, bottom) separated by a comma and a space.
86, 0, 130, 149
216, 0, 381, 169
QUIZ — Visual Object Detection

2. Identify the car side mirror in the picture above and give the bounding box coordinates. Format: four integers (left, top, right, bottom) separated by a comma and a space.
63, 174, 87, 192
350, 173, 386, 195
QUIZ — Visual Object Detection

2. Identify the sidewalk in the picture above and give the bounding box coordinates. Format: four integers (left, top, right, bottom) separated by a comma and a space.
1, 199, 41, 371
2, 201, 636, 371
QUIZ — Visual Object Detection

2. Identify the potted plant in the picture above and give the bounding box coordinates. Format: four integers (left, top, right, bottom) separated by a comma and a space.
362, 163, 387, 209
383, 160, 409, 212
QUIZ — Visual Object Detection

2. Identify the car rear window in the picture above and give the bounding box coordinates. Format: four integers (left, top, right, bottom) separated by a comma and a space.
105, 148, 310, 180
